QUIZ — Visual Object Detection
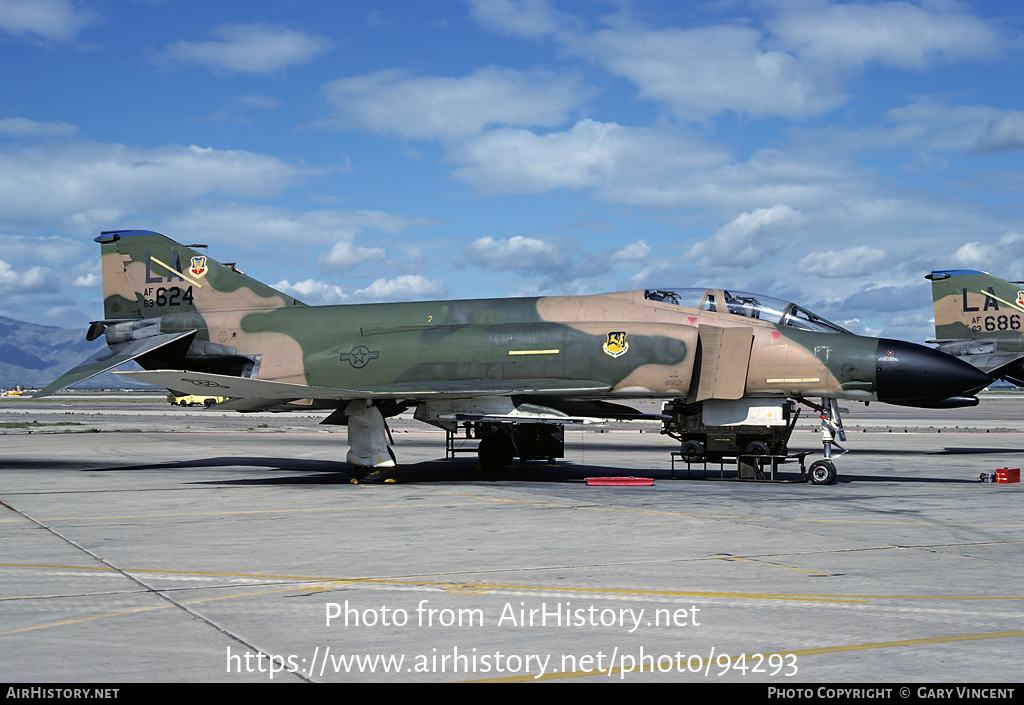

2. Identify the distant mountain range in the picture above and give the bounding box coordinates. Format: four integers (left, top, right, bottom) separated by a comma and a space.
0, 316, 147, 390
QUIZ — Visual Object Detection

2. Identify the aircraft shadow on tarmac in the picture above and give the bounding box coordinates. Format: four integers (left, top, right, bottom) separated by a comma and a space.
73, 455, 747, 486
12, 448, 1015, 486
191, 460, 687, 486
78, 456, 353, 483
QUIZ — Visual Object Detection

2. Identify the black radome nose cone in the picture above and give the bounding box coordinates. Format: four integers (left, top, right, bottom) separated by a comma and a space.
875, 339, 993, 405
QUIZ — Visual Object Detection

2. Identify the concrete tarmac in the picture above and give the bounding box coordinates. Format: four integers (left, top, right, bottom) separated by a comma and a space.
2, 393, 1023, 683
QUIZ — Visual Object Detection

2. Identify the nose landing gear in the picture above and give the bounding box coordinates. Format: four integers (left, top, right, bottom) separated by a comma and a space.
799, 397, 846, 485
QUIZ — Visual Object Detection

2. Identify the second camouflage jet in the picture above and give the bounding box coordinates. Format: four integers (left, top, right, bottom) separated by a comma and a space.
928, 268, 1024, 385
38, 231, 992, 485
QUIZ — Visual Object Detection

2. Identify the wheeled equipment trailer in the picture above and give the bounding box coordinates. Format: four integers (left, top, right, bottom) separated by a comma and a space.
446, 421, 564, 466
670, 448, 813, 482
661, 398, 799, 459
661, 397, 841, 485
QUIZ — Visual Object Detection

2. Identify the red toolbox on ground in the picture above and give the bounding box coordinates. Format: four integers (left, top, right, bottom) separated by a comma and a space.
996, 468, 1020, 483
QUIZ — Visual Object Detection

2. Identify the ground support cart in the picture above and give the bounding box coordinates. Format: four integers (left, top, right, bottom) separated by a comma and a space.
446, 421, 564, 465
670, 449, 812, 482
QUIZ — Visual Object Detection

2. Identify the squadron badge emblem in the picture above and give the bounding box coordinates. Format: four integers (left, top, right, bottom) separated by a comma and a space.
189, 256, 208, 278
603, 331, 629, 358
1017, 290, 1024, 307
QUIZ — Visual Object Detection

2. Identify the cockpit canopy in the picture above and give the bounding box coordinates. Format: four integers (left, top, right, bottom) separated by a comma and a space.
644, 288, 849, 334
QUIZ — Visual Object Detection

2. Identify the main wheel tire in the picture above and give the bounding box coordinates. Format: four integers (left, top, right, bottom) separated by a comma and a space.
478, 431, 515, 470
680, 440, 704, 461
354, 448, 396, 483
742, 441, 771, 478
744, 441, 770, 457
355, 466, 394, 483
808, 459, 837, 485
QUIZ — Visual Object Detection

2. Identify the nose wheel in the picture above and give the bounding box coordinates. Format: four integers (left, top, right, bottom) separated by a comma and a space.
808, 459, 837, 485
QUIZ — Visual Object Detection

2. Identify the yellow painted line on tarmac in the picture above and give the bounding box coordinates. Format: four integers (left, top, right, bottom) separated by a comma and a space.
467, 629, 1024, 682
0, 583, 335, 637
6, 562, 1024, 605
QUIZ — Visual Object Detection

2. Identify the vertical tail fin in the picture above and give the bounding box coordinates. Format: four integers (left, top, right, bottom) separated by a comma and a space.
96, 229, 305, 320
927, 269, 1024, 341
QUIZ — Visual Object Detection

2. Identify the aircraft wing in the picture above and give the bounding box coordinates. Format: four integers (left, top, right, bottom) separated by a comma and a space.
439, 400, 670, 424
439, 411, 669, 424
931, 344, 1024, 385
33, 331, 198, 398
111, 369, 613, 410
984, 354, 1024, 386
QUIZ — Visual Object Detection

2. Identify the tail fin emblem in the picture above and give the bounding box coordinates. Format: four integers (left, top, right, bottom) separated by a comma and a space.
189, 256, 208, 278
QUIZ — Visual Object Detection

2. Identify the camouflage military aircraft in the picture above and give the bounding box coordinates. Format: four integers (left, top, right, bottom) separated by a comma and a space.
37, 230, 992, 485
928, 269, 1024, 385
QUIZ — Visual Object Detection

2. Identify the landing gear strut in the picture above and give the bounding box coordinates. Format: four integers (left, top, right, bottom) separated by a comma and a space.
345, 400, 396, 483
799, 397, 846, 485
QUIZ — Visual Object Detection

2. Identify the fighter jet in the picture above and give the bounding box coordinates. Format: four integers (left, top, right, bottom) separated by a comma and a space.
37, 231, 991, 485
927, 269, 1024, 385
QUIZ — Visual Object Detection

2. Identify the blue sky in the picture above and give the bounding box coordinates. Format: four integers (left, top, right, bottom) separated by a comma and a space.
1, 0, 1022, 344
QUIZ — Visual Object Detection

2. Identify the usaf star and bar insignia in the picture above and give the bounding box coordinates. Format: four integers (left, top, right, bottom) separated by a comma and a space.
340, 345, 380, 369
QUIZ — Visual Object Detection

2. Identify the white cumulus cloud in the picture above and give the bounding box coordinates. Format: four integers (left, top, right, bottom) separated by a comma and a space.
0, 118, 77, 138
972, 111, 1024, 154
0, 259, 52, 292
953, 231, 1024, 270
687, 205, 801, 268
461, 235, 573, 272
466, 0, 565, 39
320, 240, 387, 270
157, 23, 332, 75
353, 275, 446, 302
0, 142, 322, 232
797, 246, 887, 278
0, 0, 97, 43
768, 0, 1004, 71
320, 66, 592, 141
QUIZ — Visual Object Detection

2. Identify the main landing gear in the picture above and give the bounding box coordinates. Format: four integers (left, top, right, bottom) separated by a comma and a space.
342, 400, 397, 483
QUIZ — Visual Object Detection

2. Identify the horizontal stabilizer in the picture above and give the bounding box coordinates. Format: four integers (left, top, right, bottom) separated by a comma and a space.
111, 369, 328, 403
111, 369, 611, 409
33, 331, 197, 398
985, 354, 1024, 386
